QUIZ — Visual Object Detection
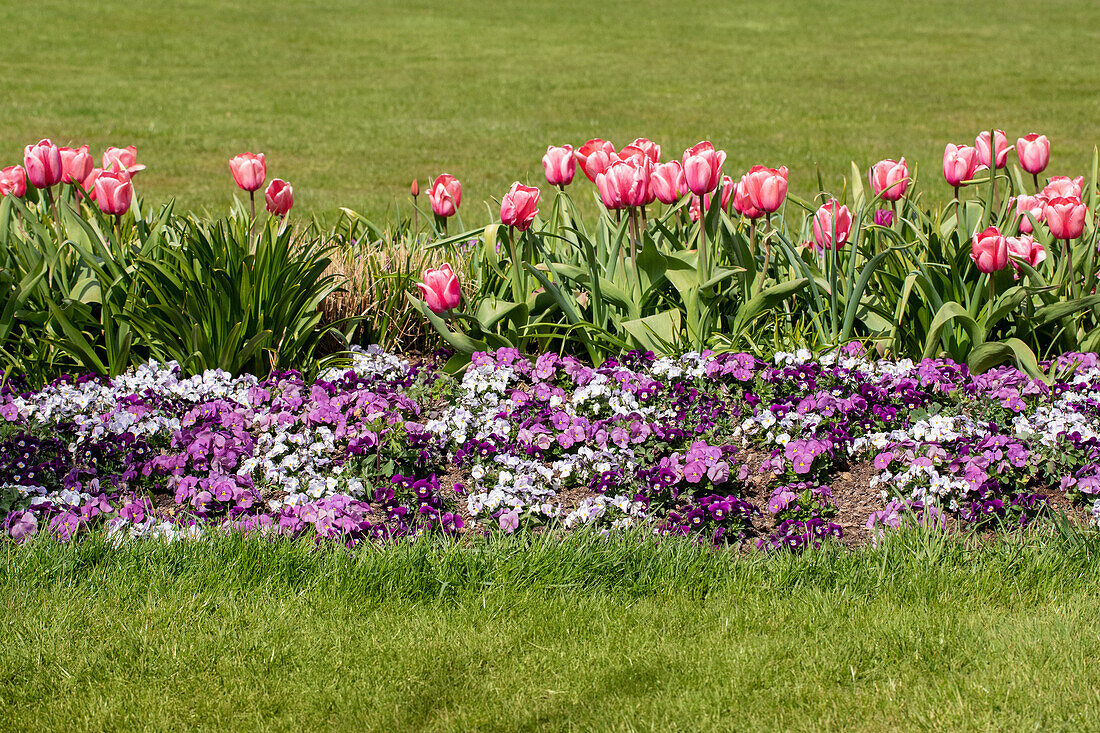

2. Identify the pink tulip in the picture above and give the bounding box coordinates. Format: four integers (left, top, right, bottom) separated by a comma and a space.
976, 130, 1010, 169
874, 209, 894, 226
500, 182, 540, 230
1015, 134, 1050, 175
943, 144, 980, 188
1006, 235, 1046, 270
410, 179, 419, 197
0, 165, 27, 198
742, 165, 789, 213
23, 139, 63, 188
1012, 194, 1046, 234
542, 145, 575, 187
650, 161, 686, 204
428, 174, 462, 218
574, 139, 617, 183
630, 158, 656, 207
597, 160, 650, 210
626, 138, 661, 163
970, 226, 1009, 273
82, 168, 103, 200
264, 179, 293, 216
102, 145, 146, 175
1042, 176, 1084, 200
417, 263, 462, 313
229, 152, 266, 192
1044, 197, 1087, 240
93, 170, 133, 216
59, 145, 93, 185
868, 158, 909, 201
812, 198, 853, 251
732, 174, 763, 219
681, 141, 726, 196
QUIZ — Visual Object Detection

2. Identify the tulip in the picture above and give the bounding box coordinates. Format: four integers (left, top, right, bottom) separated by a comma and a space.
651, 161, 686, 204
868, 158, 909, 201
873, 209, 894, 227
102, 146, 146, 175
1042, 176, 1084, 201
264, 178, 293, 216
742, 165, 789, 214
410, 179, 419, 197
1044, 197, 1087, 240
93, 170, 133, 216
0, 165, 27, 198
626, 138, 661, 164
23, 139, 63, 188
1006, 235, 1046, 271
975, 129, 1010, 169
681, 141, 726, 195
1012, 194, 1046, 234
942, 144, 980, 188
630, 158, 656, 207
500, 182, 540, 230
970, 226, 1008, 273
428, 174, 462, 218
812, 198, 853, 251
417, 263, 462, 313
596, 160, 639, 210
574, 139, 617, 183
59, 145, 93, 185
1015, 134, 1050, 178
542, 145, 575, 187
732, 174, 763, 219
82, 168, 103, 200
229, 152, 266, 192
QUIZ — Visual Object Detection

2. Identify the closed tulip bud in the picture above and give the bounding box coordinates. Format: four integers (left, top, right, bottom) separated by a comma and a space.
742, 164, 789, 213
732, 175, 763, 219
410, 179, 419, 197
627, 138, 661, 164
943, 144, 980, 187
596, 160, 635, 210
650, 161, 687, 205
542, 145, 575, 187
59, 145, 93, 185
229, 152, 266, 192
93, 170, 133, 216
873, 209, 894, 227
500, 182, 540, 230
970, 226, 1009, 273
1012, 194, 1046, 234
23, 139, 63, 188
1044, 197, 1087, 240
812, 198, 853, 251
868, 158, 909, 201
264, 179, 293, 216
0, 165, 27, 198
1015, 134, 1050, 175
976, 130, 1010, 169
1042, 176, 1084, 200
417, 263, 462, 313
574, 139, 617, 183
681, 141, 726, 195
1006, 235, 1046, 271
102, 145, 146, 175
428, 174, 462, 218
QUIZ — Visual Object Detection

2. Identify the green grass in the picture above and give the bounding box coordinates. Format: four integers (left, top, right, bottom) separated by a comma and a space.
3, 1, 1100, 220
4, 528, 1100, 731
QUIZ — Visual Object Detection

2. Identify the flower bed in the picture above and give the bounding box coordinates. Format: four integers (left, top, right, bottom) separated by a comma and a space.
3, 346, 1099, 548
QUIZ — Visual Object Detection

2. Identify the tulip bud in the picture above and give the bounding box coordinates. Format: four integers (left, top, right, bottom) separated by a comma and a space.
650, 161, 686, 205
574, 139, 617, 183
976, 130, 1010, 169
59, 146, 94, 185
93, 170, 133, 216
1015, 134, 1050, 175
500, 182, 540, 230
732, 175, 763, 219
681, 141, 726, 196
812, 198, 853, 251
1011, 194, 1046, 234
873, 209, 894, 227
410, 179, 419, 197
542, 145, 575, 187
428, 174, 462, 218
1044, 197, 1087, 240
416, 263, 462, 313
970, 226, 1009, 273
23, 139, 63, 188
742, 165, 789, 213
229, 152, 266, 192
0, 165, 27, 198
943, 144, 980, 188
868, 158, 909, 201
626, 138, 661, 164
265, 179, 293, 216
1006, 235, 1046, 271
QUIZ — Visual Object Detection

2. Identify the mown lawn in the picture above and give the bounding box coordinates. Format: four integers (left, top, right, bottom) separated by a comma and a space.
3, 529, 1100, 731
2, 0, 1099, 219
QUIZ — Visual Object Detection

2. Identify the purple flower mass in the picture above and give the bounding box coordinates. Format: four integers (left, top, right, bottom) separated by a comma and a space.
1, 346, 1098, 548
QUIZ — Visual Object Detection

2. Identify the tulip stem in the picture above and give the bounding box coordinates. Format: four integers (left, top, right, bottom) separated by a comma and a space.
1065, 239, 1077, 299
114, 214, 122, 244
1033, 173, 1040, 193
46, 187, 62, 246
248, 190, 256, 247
953, 186, 960, 230
698, 210, 708, 287
988, 276, 995, 306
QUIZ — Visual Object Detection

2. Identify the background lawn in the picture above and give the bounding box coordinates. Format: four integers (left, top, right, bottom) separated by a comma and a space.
4, 530, 1100, 731
2, 0, 1100, 220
